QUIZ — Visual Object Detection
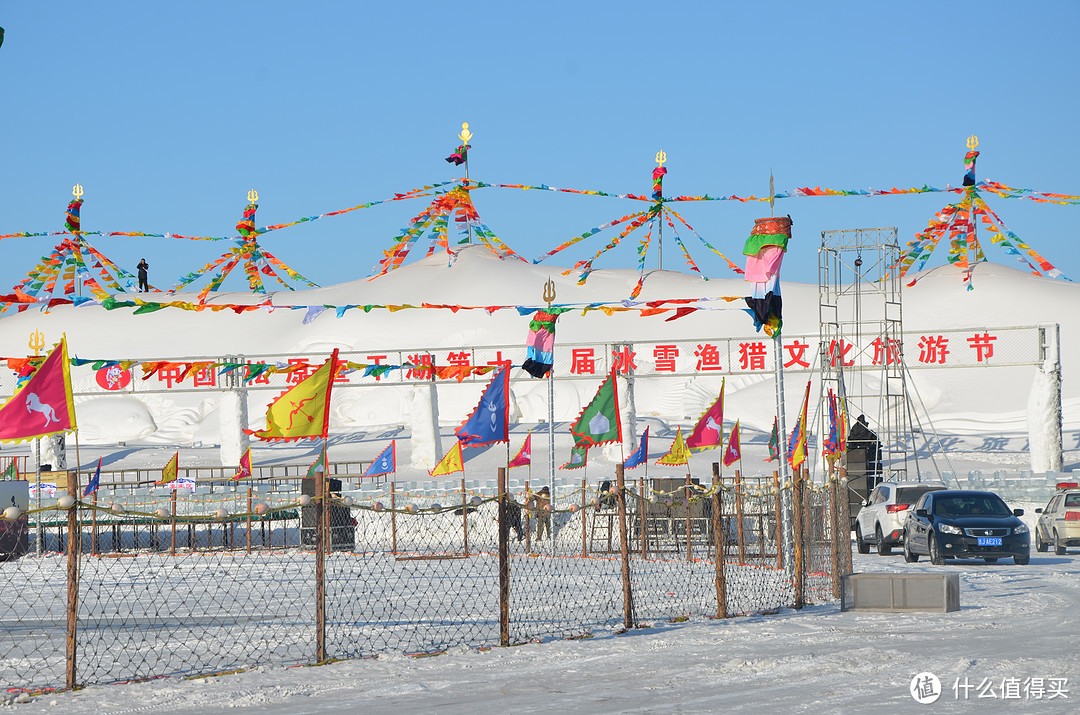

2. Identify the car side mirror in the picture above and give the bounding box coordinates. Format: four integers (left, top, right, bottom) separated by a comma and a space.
1035, 508, 1043, 514
915, 508, 928, 518
1013, 508, 1024, 517
863, 500, 870, 508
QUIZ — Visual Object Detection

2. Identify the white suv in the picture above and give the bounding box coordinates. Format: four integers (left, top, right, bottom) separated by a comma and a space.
856, 481, 948, 555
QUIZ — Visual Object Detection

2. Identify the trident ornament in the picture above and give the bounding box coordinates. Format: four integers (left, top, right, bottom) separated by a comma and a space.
542, 277, 556, 307
655, 150, 667, 168
72, 183, 84, 199
247, 189, 259, 203
458, 122, 473, 144
28, 329, 45, 356
966, 135, 979, 150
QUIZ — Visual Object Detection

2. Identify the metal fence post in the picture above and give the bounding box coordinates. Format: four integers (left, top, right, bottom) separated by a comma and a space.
616, 464, 633, 630
66, 469, 81, 690
497, 467, 509, 646
792, 466, 805, 610
712, 462, 727, 619
314, 466, 326, 662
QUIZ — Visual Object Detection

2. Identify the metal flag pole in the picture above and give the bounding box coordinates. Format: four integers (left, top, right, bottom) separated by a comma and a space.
544, 278, 557, 491
766, 175, 794, 574
459, 122, 474, 245
655, 151, 666, 270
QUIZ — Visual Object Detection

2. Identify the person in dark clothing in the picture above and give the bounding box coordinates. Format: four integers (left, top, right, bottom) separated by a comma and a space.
136, 259, 149, 292
535, 486, 551, 541
847, 414, 881, 475
501, 499, 524, 542
598, 480, 617, 510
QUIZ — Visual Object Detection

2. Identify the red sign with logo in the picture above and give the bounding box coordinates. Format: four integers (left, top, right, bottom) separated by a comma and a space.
95, 366, 131, 391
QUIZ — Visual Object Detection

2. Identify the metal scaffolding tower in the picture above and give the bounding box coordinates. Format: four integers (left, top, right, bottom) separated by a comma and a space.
818, 227, 915, 489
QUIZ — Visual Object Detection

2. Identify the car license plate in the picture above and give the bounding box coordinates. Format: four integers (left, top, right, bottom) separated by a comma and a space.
977, 537, 1002, 546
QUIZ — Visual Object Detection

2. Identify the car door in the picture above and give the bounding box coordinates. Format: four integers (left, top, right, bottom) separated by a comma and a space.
907, 493, 930, 552
1038, 495, 1058, 540
858, 487, 880, 536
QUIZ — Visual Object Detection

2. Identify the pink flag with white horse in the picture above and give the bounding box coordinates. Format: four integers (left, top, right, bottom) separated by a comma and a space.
0, 337, 77, 443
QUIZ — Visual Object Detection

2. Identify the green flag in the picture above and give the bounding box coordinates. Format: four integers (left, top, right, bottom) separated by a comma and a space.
1, 460, 17, 480
766, 417, 780, 462
570, 369, 621, 447
560, 444, 588, 470
306, 451, 326, 479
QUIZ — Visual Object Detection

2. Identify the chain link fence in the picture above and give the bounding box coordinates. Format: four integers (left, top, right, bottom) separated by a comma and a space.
0, 464, 845, 694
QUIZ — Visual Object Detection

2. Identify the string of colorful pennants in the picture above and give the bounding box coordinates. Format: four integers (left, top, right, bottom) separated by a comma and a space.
0, 137, 1075, 311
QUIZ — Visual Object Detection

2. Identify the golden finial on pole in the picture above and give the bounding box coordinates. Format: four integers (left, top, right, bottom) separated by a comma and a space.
246, 189, 259, 203
459, 122, 473, 144
28, 329, 45, 357
655, 150, 667, 168
966, 135, 979, 150
542, 277, 556, 308
72, 183, 84, 200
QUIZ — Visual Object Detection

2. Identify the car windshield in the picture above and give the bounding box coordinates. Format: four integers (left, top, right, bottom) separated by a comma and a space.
932, 495, 1011, 517
1065, 494, 1080, 508
897, 486, 944, 504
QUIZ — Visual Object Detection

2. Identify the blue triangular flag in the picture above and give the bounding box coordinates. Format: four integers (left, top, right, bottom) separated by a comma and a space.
455, 365, 510, 448
83, 457, 101, 497
363, 441, 396, 478
623, 426, 649, 469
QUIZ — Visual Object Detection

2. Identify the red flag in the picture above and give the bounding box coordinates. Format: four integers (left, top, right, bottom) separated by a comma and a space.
508, 432, 532, 469
232, 447, 252, 481
722, 420, 741, 467
686, 378, 724, 452
0, 337, 77, 443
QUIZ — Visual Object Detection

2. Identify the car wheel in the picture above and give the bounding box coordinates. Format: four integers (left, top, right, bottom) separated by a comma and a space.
1035, 528, 1048, 553
984, 557, 998, 563
1055, 531, 1067, 556
876, 526, 892, 556
1014, 553, 1030, 565
903, 537, 919, 563
929, 532, 945, 565
856, 526, 870, 554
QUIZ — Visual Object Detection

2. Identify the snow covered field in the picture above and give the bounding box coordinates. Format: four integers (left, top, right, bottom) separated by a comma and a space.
14, 534, 1079, 714
2, 251, 1079, 711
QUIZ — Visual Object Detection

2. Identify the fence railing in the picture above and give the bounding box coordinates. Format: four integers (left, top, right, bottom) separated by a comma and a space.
0, 464, 847, 693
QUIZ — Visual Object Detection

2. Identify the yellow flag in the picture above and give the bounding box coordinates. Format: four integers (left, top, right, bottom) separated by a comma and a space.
156, 451, 179, 486
430, 440, 464, 477
247, 349, 339, 441
656, 426, 690, 466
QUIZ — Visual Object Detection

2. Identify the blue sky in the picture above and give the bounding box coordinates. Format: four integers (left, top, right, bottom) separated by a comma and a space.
1, 1, 1077, 294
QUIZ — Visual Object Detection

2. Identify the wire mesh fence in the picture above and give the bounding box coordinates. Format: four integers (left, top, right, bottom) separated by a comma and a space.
0, 464, 845, 694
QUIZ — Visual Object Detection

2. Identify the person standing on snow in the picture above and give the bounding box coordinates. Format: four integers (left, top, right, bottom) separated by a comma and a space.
136, 259, 150, 292
535, 486, 552, 541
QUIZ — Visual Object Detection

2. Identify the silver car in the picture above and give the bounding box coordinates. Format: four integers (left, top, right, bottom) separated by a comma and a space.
856, 481, 948, 555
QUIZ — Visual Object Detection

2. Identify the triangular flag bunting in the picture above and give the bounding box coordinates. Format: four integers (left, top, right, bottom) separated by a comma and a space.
156, 451, 179, 486
560, 443, 588, 470
656, 426, 690, 466
430, 439, 464, 477
623, 425, 649, 469
363, 441, 396, 478
686, 379, 724, 452
246, 349, 339, 441
233, 447, 252, 481
788, 381, 811, 471
83, 457, 101, 496
508, 432, 532, 469
569, 369, 622, 448
722, 420, 741, 468
455, 364, 510, 448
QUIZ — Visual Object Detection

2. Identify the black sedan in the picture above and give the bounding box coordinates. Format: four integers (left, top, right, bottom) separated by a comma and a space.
903, 490, 1030, 565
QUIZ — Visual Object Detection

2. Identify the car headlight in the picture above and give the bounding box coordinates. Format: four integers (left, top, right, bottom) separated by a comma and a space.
937, 523, 962, 535
1014, 523, 1029, 534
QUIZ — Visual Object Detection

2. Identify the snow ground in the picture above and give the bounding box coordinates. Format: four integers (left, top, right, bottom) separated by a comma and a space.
18, 536, 1080, 714
3, 250, 1080, 711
